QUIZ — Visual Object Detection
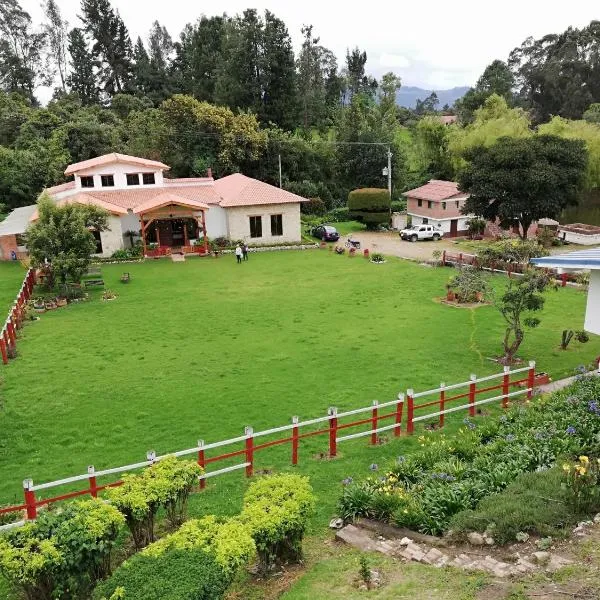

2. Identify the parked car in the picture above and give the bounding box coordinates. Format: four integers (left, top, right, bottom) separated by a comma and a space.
399, 224, 443, 242
313, 225, 340, 242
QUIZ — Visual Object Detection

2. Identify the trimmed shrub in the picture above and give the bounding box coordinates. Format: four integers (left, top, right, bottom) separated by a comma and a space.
0, 499, 124, 600
301, 198, 327, 215
142, 516, 255, 576
240, 474, 315, 573
390, 200, 406, 213
348, 188, 390, 230
93, 548, 228, 600
478, 239, 549, 266
326, 207, 350, 222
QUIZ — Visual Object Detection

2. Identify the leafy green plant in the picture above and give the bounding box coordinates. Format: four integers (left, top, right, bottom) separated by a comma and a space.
358, 555, 371, 587
466, 217, 486, 238
562, 455, 600, 513
348, 188, 390, 230
240, 474, 315, 573
370, 252, 385, 263
449, 267, 489, 303
561, 329, 575, 350
575, 330, 590, 343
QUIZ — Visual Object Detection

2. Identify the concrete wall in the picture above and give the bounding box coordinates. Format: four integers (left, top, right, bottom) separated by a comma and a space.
406, 196, 467, 219
0, 234, 18, 260
559, 229, 600, 246
391, 212, 407, 231
585, 270, 600, 335
205, 206, 227, 238
119, 213, 142, 248
409, 214, 470, 235
226, 203, 301, 244
96, 215, 125, 257
75, 163, 165, 191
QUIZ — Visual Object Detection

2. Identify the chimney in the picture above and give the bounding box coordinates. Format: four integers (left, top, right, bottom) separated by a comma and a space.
207, 167, 213, 179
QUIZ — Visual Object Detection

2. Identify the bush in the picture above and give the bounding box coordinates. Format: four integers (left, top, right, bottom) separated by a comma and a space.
348, 188, 390, 230
478, 239, 549, 267
448, 267, 489, 303
390, 200, 406, 213
240, 474, 315, 573
466, 217, 486, 238
142, 516, 255, 576
93, 548, 229, 600
301, 198, 327, 215
107, 456, 202, 549
0, 499, 124, 600
326, 207, 350, 222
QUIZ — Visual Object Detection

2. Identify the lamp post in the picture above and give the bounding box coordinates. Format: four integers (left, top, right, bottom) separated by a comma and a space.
382, 147, 392, 198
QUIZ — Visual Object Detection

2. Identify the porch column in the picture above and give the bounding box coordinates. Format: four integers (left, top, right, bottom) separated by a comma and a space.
202, 210, 208, 253
156, 223, 161, 247
184, 220, 189, 247
141, 213, 147, 256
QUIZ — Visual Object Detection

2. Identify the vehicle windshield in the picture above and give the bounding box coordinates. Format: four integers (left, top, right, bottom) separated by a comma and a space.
324, 226, 337, 233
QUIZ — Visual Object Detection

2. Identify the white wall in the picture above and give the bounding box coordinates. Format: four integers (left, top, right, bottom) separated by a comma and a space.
120, 213, 142, 248
559, 229, 600, 246
75, 163, 165, 190
409, 214, 470, 234
204, 206, 227, 238
226, 203, 301, 244
585, 270, 600, 335
391, 212, 407, 231
97, 215, 124, 257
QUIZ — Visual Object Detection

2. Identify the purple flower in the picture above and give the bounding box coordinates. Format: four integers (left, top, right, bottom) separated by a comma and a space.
369, 463, 379, 471
566, 426, 576, 435
588, 401, 600, 415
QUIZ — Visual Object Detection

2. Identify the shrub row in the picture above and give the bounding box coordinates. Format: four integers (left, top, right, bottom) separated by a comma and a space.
0, 499, 124, 600
339, 376, 600, 538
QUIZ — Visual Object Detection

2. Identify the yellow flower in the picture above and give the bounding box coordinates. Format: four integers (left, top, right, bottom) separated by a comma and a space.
562, 463, 571, 472
403, 509, 408, 514
579, 455, 589, 464
575, 465, 587, 475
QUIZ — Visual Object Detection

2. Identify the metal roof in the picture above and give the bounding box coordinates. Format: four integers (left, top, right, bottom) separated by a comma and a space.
530, 248, 600, 270
0, 205, 37, 236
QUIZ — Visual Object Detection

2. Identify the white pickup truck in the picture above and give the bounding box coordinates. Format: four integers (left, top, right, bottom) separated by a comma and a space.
399, 224, 443, 242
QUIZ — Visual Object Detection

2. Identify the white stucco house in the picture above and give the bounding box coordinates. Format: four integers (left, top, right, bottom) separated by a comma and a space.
531, 249, 600, 336
0, 153, 308, 259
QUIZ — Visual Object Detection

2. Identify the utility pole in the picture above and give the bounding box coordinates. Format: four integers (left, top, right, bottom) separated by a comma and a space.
387, 147, 392, 198
278, 154, 282, 189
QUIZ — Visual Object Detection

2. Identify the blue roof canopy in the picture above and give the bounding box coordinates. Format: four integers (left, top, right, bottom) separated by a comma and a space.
530, 248, 600, 270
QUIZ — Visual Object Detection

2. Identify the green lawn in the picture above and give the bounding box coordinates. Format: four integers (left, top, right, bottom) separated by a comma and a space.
0, 261, 26, 314
0, 251, 598, 526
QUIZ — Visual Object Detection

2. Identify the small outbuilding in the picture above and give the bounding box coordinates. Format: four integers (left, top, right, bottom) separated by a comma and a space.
531, 249, 600, 335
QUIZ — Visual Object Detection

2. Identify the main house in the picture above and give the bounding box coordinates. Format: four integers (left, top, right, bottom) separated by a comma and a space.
405, 180, 472, 237
0, 153, 308, 259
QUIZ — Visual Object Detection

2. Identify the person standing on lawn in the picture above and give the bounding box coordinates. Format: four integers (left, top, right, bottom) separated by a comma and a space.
235, 244, 243, 264
242, 243, 249, 261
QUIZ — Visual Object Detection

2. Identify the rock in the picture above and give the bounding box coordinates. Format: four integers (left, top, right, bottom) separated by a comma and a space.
516, 558, 536, 572
594, 513, 600, 524
398, 536, 413, 546
329, 518, 344, 530
532, 551, 550, 565
467, 532, 485, 546
335, 525, 379, 552
484, 535, 495, 546
547, 555, 573, 571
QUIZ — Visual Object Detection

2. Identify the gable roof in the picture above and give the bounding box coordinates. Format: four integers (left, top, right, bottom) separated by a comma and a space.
64, 153, 170, 176
531, 249, 600, 270
45, 181, 76, 195
404, 180, 465, 202
133, 193, 209, 214
0, 205, 37, 236
29, 194, 130, 221
214, 173, 308, 207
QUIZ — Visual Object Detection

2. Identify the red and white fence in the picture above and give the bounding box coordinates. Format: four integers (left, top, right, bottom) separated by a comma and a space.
1, 269, 35, 366
0, 362, 540, 530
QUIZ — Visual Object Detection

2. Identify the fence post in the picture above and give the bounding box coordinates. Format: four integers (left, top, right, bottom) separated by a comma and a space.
459, 253, 463, 266
561, 273, 567, 287
328, 407, 338, 457
469, 374, 476, 417
244, 426, 254, 477
23, 479, 36, 520
502, 366, 510, 408
527, 360, 536, 400
197, 440, 206, 489
442, 250, 446, 266
395, 393, 404, 437
291, 416, 299, 466
406, 389, 414, 435
7, 320, 15, 346
88, 465, 98, 498
371, 401, 379, 445
439, 383, 445, 428
0, 337, 7, 364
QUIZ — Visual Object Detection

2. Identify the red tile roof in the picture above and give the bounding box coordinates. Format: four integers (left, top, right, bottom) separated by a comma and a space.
439, 115, 458, 125
165, 177, 213, 184
214, 173, 308, 207
133, 193, 209, 214
404, 180, 466, 202
45, 181, 76, 194
30, 194, 129, 221
64, 153, 170, 176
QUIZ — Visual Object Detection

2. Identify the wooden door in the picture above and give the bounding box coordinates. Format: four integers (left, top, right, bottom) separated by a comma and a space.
450, 219, 458, 237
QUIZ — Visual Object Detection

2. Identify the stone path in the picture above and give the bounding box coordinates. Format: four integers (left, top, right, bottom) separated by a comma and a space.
335, 524, 573, 578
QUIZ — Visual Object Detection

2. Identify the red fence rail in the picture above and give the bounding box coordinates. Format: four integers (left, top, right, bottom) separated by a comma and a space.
0, 363, 540, 529
1, 268, 35, 366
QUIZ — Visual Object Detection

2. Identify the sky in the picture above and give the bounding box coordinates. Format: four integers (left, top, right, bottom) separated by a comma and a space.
21, 0, 600, 94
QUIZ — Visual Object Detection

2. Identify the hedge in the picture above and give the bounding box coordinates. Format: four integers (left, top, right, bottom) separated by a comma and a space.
348, 188, 390, 229
93, 548, 228, 600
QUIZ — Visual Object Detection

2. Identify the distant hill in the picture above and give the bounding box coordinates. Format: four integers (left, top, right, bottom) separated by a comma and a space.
396, 86, 470, 109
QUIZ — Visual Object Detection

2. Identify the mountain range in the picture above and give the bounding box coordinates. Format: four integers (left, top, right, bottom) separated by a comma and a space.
396, 86, 470, 109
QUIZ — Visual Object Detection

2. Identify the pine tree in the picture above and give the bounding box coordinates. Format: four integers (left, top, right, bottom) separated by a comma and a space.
66, 27, 99, 104
146, 21, 173, 103
42, 0, 68, 92
132, 37, 152, 97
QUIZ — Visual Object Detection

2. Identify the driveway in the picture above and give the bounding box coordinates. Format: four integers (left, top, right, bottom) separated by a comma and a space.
343, 231, 459, 261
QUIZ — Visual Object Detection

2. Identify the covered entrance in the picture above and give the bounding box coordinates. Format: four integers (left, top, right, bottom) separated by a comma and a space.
134, 193, 210, 257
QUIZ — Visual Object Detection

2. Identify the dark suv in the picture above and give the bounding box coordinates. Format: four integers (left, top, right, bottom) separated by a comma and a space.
313, 225, 340, 242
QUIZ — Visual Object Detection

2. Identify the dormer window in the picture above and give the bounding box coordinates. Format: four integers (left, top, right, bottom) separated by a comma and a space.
127, 173, 140, 186
142, 173, 155, 185
81, 176, 94, 188
101, 174, 115, 187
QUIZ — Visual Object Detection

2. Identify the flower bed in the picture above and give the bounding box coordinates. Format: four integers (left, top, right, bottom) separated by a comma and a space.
339, 375, 600, 538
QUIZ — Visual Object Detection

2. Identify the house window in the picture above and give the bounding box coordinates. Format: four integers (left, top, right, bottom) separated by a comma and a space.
271, 214, 283, 236
91, 230, 103, 253
126, 173, 140, 186
427, 201, 433, 209
80, 176, 94, 188
455, 200, 460, 209
442, 202, 446, 210
15, 234, 26, 246
249, 216, 262, 238
422, 218, 429, 224
142, 173, 156, 185
101, 174, 114, 187
417, 199, 422, 207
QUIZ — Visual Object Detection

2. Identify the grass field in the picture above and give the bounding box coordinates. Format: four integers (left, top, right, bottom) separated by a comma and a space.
0, 251, 598, 527
0, 261, 26, 313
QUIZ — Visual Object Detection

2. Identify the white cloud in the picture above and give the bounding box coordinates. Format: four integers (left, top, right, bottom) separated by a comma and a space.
379, 53, 411, 69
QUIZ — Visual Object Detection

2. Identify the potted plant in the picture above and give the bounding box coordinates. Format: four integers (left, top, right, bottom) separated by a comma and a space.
33, 298, 46, 313
370, 252, 385, 264
446, 285, 456, 302
102, 289, 117, 301
45, 298, 57, 310
349, 247, 356, 257
56, 297, 68, 307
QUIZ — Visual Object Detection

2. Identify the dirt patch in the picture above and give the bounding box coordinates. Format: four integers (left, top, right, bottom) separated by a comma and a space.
436, 297, 491, 309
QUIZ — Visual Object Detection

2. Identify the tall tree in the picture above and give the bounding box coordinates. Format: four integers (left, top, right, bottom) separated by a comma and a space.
344, 47, 377, 100
379, 72, 401, 118
66, 28, 99, 104
415, 116, 454, 180
80, 0, 132, 96
42, 0, 69, 92
131, 37, 152, 97
459, 135, 588, 239
146, 21, 173, 103
0, 0, 47, 101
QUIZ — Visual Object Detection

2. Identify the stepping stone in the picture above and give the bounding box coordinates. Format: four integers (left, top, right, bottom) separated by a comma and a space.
335, 525, 379, 552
